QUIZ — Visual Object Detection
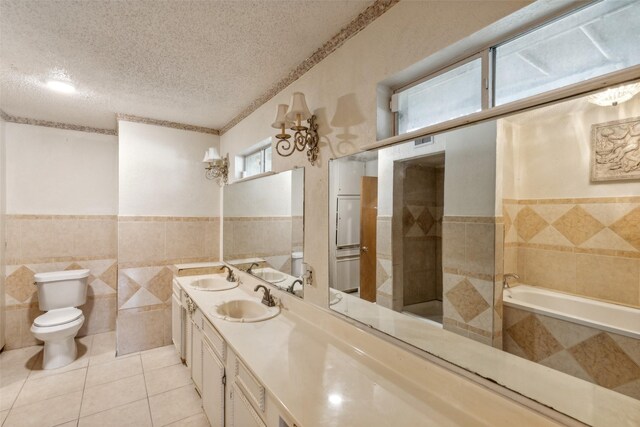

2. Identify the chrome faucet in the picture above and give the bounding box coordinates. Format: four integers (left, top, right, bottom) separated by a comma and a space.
287, 279, 303, 294
254, 284, 276, 307
246, 262, 260, 274
221, 265, 235, 282
503, 273, 520, 289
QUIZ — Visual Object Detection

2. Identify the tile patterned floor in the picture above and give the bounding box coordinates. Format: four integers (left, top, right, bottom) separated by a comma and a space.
0, 332, 211, 427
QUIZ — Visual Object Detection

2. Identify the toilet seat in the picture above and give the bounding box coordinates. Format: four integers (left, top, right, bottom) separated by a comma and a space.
34, 308, 83, 327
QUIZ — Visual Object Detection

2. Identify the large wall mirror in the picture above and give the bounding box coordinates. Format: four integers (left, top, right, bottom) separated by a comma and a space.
224, 168, 305, 297
328, 82, 640, 407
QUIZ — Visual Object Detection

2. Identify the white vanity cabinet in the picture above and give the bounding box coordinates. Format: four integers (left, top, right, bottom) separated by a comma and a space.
191, 308, 204, 393
203, 337, 226, 427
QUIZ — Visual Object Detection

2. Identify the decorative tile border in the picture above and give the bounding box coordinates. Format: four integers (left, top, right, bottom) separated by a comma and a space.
505, 196, 640, 205
0, 109, 117, 135
6, 214, 117, 220
505, 241, 640, 259
116, 113, 219, 135
443, 216, 502, 224
118, 215, 218, 222
219, 0, 400, 134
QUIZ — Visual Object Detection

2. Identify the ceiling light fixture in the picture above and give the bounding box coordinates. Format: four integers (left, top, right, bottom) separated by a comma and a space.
271, 92, 319, 165
46, 80, 76, 94
587, 82, 640, 107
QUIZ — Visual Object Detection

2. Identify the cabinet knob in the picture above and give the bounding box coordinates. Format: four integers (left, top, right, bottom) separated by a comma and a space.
361, 246, 368, 253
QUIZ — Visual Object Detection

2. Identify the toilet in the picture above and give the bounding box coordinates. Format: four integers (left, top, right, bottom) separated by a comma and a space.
291, 251, 304, 277
30, 269, 90, 369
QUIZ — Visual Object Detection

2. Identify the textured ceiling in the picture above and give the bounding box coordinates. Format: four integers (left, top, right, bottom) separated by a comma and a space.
0, 0, 373, 131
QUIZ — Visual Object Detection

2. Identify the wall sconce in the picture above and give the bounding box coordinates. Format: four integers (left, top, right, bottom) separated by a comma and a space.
202, 147, 229, 186
271, 92, 319, 165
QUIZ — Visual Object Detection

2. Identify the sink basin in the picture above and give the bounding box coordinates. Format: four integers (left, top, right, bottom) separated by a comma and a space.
190, 277, 238, 292
212, 299, 280, 323
254, 269, 286, 284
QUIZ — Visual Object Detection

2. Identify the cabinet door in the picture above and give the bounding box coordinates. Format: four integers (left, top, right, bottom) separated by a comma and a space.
230, 383, 266, 427
203, 340, 225, 427
191, 309, 203, 393
171, 293, 182, 358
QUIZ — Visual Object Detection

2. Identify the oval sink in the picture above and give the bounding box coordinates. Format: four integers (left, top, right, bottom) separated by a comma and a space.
190, 277, 238, 292
254, 269, 286, 284
212, 299, 280, 323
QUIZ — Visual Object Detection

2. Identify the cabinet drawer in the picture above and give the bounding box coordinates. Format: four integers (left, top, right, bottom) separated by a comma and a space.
202, 318, 226, 362
235, 358, 265, 412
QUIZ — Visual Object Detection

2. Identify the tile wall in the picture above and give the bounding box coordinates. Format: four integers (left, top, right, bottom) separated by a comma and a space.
4, 215, 117, 349
442, 216, 503, 347
117, 216, 219, 355
401, 165, 443, 306
223, 216, 295, 274
504, 197, 640, 308
504, 305, 640, 400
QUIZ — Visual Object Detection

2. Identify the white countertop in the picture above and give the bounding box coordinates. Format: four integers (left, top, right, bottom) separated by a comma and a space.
176, 273, 565, 427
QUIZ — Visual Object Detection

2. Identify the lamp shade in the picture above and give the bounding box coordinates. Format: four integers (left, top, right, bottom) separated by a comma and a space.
271, 104, 291, 129
285, 92, 312, 122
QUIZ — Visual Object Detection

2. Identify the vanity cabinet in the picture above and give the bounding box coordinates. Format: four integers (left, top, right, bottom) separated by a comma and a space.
191, 308, 204, 393
203, 337, 226, 427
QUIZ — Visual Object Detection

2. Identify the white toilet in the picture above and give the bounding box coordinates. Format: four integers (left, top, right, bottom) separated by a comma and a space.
291, 251, 304, 277
31, 269, 90, 369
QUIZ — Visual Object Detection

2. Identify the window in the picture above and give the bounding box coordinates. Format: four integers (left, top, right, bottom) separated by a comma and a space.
396, 58, 482, 134
392, 0, 640, 136
241, 143, 272, 178
494, 0, 640, 106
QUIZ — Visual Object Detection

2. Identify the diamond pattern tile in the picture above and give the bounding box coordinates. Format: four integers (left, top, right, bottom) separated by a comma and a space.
515, 207, 548, 242
145, 267, 174, 302
402, 206, 416, 235
5, 265, 36, 302
552, 206, 604, 246
118, 273, 142, 309
609, 207, 640, 251
568, 333, 640, 389
445, 278, 489, 323
416, 209, 435, 235
506, 315, 562, 362
100, 263, 118, 290
376, 258, 391, 289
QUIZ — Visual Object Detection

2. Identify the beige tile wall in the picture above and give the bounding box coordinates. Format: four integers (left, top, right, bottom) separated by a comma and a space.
3, 215, 118, 349
223, 216, 293, 273
504, 198, 640, 308
117, 216, 219, 355
504, 305, 640, 400
442, 216, 502, 347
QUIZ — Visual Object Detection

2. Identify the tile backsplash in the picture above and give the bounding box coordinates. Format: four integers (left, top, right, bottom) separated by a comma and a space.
504, 197, 640, 308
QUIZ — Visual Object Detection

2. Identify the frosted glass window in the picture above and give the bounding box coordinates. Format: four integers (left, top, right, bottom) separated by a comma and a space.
242, 143, 272, 178
397, 58, 482, 134
495, 0, 640, 105
244, 150, 262, 177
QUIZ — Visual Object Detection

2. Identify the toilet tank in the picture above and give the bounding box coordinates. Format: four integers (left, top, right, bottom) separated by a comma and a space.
34, 269, 90, 311
291, 252, 304, 277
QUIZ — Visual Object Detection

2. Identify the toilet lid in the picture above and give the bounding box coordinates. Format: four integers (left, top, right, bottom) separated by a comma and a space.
34, 308, 83, 327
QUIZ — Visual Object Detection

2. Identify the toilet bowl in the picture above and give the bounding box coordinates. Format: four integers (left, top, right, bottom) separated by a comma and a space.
32, 269, 90, 369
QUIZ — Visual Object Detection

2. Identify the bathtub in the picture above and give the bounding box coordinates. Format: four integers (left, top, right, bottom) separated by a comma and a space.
503, 285, 640, 339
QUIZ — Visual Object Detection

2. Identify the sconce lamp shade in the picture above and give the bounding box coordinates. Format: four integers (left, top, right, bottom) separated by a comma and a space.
202, 147, 220, 162
285, 92, 312, 122
271, 104, 292, 129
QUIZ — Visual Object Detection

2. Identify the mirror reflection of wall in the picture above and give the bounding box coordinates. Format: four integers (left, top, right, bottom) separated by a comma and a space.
223, 168, 304, 297
498, 87, 640, 401
328, 82, 640, 402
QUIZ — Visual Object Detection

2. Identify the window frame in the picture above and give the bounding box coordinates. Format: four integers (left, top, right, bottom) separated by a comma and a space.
390, 0, 640, 140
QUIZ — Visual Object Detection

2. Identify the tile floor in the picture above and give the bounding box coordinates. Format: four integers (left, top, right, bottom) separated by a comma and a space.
0, 332, 211, 427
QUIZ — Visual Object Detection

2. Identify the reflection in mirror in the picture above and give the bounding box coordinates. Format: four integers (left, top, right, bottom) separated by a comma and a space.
224, 168, 304, 297
328, 83, 640, 402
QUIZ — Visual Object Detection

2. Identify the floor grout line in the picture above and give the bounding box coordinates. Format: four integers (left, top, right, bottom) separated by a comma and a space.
140, 354, 154, 427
